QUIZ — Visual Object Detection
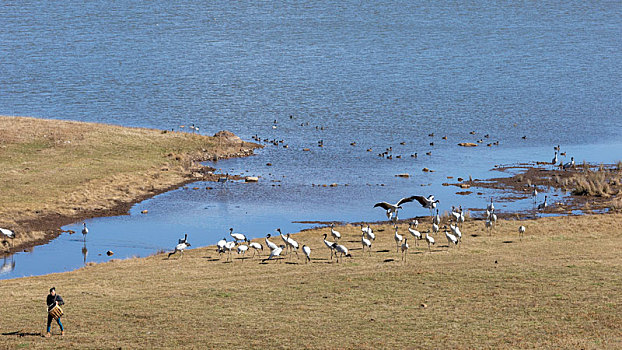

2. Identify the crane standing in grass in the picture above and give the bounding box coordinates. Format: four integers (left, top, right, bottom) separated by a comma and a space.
518, 225, 526, 241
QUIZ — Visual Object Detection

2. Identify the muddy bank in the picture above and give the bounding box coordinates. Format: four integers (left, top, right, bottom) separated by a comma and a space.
448, 162, 622, 217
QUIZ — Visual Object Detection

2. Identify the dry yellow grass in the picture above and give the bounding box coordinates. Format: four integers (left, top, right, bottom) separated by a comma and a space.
0, 116, 258, 250
0, 214, 620, 349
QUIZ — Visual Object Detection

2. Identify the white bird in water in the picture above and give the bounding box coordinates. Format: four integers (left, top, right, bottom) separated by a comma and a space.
361, 233, 372, 255
408, 222, 421, 246
168, 241, 191, 259
518, 225, 526, 241
229, 228, 246, 243
302, 245, 311, 263
401, 238, 409, 261
323, 233, 336, 260
82, 222, 88, 242
537, 195, 548, 211
332, 243, 351, 263
330, 224, 341, 240
265, 233, 278, 251
263, 245, 285, 263
425, 230, 435, 252
532, 185, 538, 204
393, 226, 403, 252
374, 196, 419, 218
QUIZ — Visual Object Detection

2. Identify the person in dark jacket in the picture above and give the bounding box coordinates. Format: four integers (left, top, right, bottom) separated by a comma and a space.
45, 287, 65, 337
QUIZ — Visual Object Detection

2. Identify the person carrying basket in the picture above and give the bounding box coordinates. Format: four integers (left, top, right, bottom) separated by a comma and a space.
45, 287, 65, 337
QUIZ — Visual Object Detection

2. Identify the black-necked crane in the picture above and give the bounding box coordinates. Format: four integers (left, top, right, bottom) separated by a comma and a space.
276, 228, 289, 253
237, 244, 249, 260
444, 230, 458, 249
401, 238, 409, 261
332, 243, 351, 263
330, 224, 341, 240
425, 230, 435, 252
286, 233, 300, 259
537, 195, 548, 211
374, 196, 419, 218
82, 222, 88, 242
217, 237, 227, 257
450, 223, 462, 244
518, 225, 526, 241
412, 195, 440, 215
552, 152, 558, 166
263, 245, 285, 263
224, 241, 236, 261
450, 206, 460, 223
168, 241, 191, 259
532, 185, 538, 205
408, 221, 421, 246
0, 228, 15, 248
323, 233, 336, 260
361, 233, 372, 255
432, 221, 440, 236
229, 228, 246, 243
487, 198, 495, 212
248, 240, 263, 258
485, 218, 493, 235
393, 226, 403, 252
458, 206, 465, 226
265, 234, 278, 251
433, 209, 441, 226
302, 245, 311, 263
361, 224, 375, 241
563, 157, 575, 170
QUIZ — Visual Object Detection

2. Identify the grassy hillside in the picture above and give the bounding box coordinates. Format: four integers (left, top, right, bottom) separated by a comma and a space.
0, 116, 257, 250
0, 214, 620, 349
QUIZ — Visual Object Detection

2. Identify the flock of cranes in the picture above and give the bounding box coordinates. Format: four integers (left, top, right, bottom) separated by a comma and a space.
164, 196, 528, 264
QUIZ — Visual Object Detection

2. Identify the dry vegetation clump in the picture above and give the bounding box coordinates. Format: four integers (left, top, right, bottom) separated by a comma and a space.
562, 165, 621, 197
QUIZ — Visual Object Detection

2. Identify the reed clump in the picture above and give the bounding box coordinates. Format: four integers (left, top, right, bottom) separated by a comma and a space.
565, 165, 621, 197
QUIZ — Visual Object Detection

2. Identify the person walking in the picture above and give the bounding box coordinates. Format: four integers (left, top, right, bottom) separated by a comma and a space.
45, 287, 65, 337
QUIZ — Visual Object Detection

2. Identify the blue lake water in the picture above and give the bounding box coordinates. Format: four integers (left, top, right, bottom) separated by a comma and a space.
1, 1, 621, 279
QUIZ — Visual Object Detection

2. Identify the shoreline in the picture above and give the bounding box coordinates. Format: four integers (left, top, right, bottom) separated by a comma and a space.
0, 116, 261, 255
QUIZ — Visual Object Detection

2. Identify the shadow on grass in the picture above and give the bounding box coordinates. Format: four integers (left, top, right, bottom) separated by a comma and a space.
502, 241, 514, 244
2, 330, 42, 337
377, 249, 390, 253
383, 258, 395, 263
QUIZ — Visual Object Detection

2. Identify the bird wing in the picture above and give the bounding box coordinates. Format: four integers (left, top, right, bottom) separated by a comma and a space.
412, 196, 428, 206
373, 202, 393, 210
396, 196, 417, 206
